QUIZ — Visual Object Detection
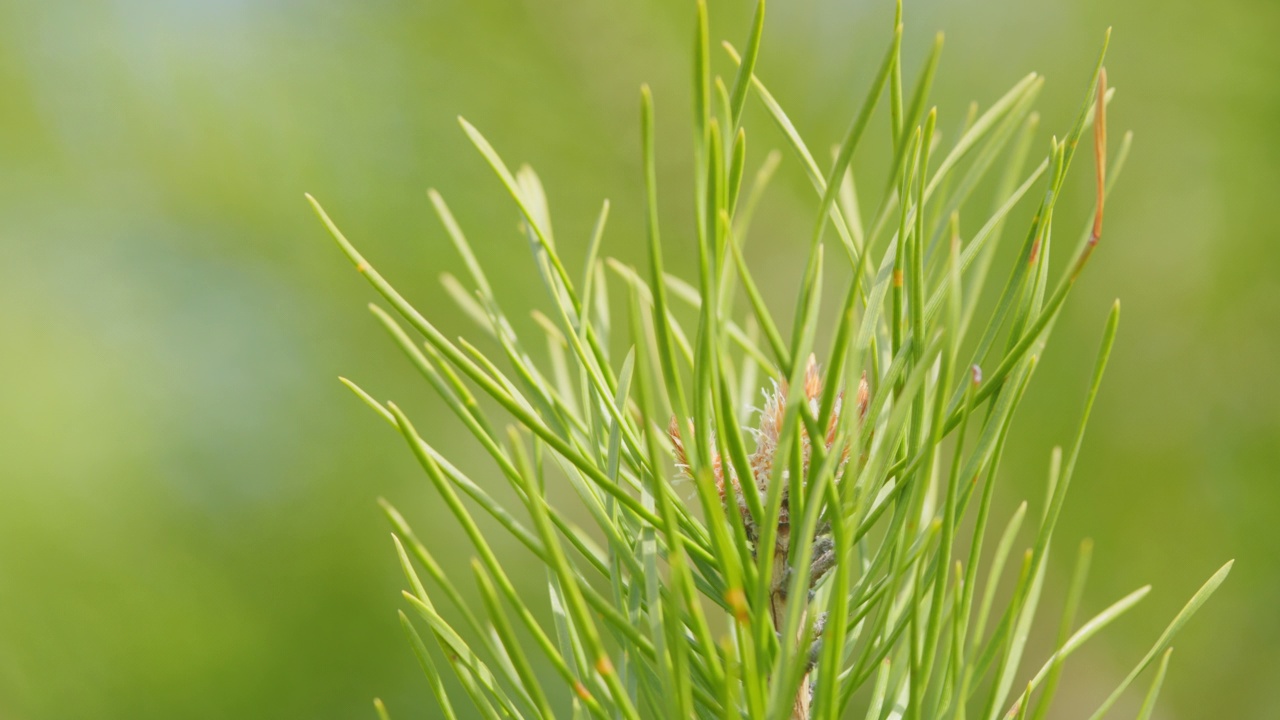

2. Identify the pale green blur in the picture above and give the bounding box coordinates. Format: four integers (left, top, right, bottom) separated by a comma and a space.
1, 1, 1275, 718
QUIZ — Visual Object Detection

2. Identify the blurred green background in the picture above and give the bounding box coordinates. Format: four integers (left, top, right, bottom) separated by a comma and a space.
1, 0, 1276, 718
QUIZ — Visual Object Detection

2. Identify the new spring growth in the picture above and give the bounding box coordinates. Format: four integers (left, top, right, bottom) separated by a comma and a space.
669, 354, 869, 574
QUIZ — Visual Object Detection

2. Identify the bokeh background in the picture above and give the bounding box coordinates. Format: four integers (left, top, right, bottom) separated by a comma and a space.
2, 0, 1276, 718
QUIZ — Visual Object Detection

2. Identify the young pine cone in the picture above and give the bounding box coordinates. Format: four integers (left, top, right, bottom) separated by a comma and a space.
668, 354, 870, 561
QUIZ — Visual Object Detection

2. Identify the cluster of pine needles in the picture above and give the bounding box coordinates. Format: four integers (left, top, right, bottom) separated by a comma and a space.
309, 2, 1230, 718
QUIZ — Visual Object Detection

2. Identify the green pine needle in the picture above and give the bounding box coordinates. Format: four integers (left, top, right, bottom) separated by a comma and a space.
310, 4, 1228, 719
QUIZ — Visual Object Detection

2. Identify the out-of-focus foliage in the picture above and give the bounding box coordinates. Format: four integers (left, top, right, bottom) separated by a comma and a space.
0, 1, 1274, 719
